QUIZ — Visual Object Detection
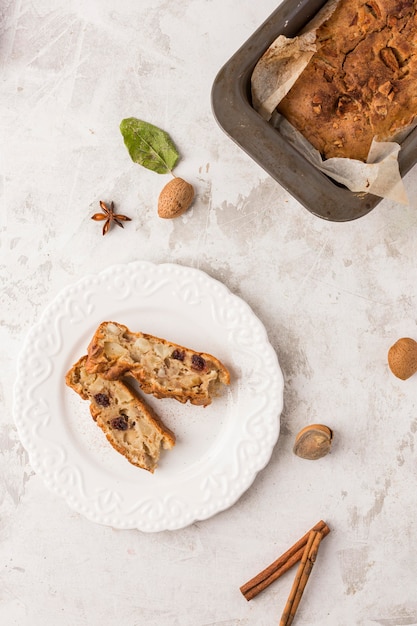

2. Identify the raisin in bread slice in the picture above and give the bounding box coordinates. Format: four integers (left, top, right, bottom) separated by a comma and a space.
85, 321, 230, 406
66, 356, 175, 472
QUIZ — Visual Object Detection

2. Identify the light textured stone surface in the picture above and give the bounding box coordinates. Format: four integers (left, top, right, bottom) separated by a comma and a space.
2, 1, 417, 624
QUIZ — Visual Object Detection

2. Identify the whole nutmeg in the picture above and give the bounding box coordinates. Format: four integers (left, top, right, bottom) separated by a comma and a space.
388, 337, 417, 380
293, 424, 333, 460
157, 177, 194, 219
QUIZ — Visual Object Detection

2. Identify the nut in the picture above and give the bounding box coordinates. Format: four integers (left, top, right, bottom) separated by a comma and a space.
380, 47, 400, 72
388, 337, 417, 380
365, 0, 382, 19
157, 177, 194, 219
378, 80, 393, 97
293, 424, 333, 460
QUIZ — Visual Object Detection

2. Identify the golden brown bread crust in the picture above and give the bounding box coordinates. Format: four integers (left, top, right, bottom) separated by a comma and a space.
66, 356, 175, 472
277, 0, 417, 161
85, 321, 230, 406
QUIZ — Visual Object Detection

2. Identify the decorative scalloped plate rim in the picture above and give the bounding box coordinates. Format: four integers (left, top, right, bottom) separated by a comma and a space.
13, 261, 283, 532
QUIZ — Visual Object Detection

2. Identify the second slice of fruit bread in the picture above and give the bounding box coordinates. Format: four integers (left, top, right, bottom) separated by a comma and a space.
85, 321, 230, 406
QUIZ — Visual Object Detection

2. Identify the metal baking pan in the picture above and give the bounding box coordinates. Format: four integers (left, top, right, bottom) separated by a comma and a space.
211, 0, 417, 222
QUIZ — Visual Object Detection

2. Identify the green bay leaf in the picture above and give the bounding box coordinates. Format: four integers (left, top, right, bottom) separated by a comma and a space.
120, 117, 180, 174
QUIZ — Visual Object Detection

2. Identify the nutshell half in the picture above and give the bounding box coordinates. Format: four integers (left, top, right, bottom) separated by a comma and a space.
293, 424, 333, 460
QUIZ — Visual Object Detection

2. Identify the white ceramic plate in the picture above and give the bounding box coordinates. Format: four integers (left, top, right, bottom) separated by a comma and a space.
13, 261, 283, 531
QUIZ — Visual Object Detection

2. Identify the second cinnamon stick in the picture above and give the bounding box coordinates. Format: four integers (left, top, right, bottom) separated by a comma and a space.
279, 530, 324, 626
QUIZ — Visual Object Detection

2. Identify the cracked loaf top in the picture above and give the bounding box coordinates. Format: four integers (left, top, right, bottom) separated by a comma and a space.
277, 0, 417, 161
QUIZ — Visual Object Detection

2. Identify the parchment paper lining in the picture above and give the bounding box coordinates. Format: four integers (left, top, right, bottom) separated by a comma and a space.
251, 0, 410, 205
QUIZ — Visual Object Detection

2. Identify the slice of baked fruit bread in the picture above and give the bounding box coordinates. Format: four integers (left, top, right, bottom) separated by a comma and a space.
85, 321, 230, 406
66, 356, 175, 472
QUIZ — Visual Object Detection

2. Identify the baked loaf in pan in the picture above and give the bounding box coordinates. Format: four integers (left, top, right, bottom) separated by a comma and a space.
85, 321, 230, 407
66, 356, 175, 472
277, 0, 417, 161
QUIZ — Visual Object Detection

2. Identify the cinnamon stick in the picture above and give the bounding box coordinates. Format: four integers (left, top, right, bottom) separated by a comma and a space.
240, 520, 330, 601
279, 530, 324, 626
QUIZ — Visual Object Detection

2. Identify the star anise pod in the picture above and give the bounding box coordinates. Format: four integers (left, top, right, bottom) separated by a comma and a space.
91, 201, 131, 235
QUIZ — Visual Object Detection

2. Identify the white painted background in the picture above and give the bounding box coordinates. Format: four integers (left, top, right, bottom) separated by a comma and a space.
2, 1, 417, 624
